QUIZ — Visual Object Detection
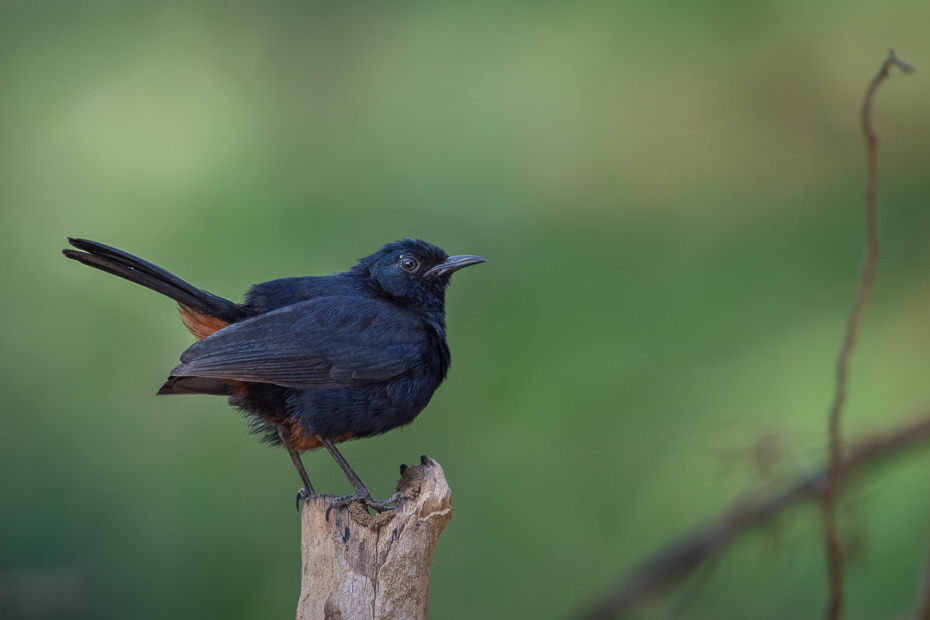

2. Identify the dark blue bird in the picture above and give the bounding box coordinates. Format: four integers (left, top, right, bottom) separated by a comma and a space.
63, 238, 485, 514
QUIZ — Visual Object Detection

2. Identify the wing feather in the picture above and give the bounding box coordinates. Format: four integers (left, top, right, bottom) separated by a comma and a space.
168, 296, 426, 388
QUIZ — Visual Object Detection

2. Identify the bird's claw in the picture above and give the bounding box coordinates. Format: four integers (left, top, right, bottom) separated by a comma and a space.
295, 487, 314, 511
325, 488, 403, 521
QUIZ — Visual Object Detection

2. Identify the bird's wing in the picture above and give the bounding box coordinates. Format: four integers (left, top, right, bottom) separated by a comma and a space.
167, 296, 427, 389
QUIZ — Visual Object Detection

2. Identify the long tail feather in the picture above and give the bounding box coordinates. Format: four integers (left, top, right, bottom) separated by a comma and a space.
63, 238, 246, 323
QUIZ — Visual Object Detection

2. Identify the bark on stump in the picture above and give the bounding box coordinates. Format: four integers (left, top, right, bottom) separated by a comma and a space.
296, 457, 452, 620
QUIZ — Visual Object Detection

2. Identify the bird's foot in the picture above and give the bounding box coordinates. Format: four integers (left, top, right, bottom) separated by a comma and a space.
295, 487, 315, 511
325, 487, 403, 521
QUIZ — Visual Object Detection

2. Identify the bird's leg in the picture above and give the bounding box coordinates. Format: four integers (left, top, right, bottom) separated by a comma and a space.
277, 426, 316, 510
319, 436, 402, 520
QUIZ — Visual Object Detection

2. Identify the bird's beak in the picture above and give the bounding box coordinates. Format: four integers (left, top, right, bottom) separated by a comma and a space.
426, 255, 487, 277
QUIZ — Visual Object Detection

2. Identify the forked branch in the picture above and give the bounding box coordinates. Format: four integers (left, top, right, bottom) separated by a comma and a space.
820, 48, 914, 620
573, 49, 916, 620
573, 412, 930, 620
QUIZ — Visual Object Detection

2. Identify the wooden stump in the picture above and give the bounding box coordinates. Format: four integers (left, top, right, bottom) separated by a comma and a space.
296, 457, 452, 620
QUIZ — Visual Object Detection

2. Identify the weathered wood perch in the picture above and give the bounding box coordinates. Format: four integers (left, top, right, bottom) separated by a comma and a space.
296, 456, 452, 620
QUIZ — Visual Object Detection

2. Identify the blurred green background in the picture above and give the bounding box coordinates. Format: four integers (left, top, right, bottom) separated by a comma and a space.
1, 1, 929, 618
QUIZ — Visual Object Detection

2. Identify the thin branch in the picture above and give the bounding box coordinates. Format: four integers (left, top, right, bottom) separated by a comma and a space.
916, 519, 930, 620
571, 411, 930, 620
820, 49, 914, 620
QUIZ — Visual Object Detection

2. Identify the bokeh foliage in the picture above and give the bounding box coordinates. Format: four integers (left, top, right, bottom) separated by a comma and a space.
1, 1, 929, 618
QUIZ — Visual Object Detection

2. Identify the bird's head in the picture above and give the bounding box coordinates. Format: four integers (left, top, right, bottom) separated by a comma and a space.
354, 239, 485, 313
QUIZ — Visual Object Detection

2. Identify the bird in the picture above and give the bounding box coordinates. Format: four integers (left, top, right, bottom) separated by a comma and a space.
63, 237, 485, 515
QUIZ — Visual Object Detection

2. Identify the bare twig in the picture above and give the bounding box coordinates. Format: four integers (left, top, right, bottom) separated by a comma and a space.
572, 412, 930, 620
820, 49, 914, 620
916, 521, 930, 620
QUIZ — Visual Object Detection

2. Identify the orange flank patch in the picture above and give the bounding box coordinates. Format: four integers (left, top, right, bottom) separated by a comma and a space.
223, 379, 250, 400
179, 304, 229, 340
285, 423, 357, 452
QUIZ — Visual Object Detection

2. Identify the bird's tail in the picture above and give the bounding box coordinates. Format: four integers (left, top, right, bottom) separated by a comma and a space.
63, 238, 247, 326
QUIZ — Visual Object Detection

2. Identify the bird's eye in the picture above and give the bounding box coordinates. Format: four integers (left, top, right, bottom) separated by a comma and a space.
400, 256, 419, 273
